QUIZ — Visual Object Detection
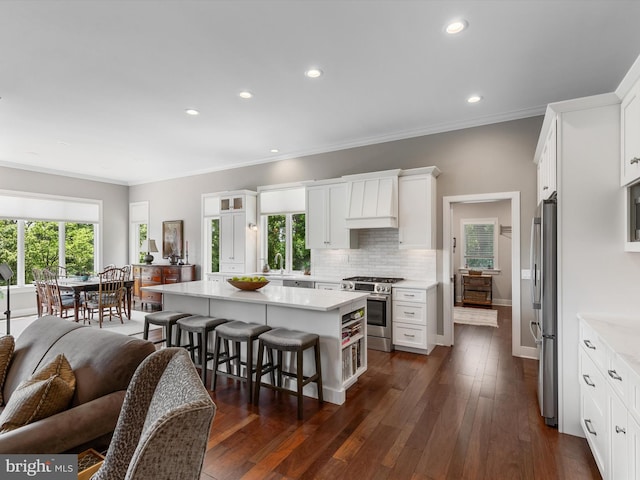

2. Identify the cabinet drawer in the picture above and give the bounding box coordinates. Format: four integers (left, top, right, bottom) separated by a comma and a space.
626, 365, 640, 425
141, 267, 163, 282
580, 348, 607, 416
393, 323, 426, 349
608, 352, 630, 404
581, 387, 608, 477
315, 282, 340, 291
580, 321, 607, 372
219, 263, 244, 273
393, 288, 426, 303
393, 303, 425, 326
141, 291, 161, 304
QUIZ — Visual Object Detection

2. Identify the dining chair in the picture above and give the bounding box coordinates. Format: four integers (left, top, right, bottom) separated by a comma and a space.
85, 267, 126, 327
43, 268, 76, 319
32, 268, 51, 317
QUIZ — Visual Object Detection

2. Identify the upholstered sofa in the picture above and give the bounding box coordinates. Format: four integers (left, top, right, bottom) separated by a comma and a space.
0, 316, 156, 453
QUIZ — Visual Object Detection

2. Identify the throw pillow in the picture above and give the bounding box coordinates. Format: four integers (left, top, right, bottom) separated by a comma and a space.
0, 353, 76, 433
0, 335, 14, 406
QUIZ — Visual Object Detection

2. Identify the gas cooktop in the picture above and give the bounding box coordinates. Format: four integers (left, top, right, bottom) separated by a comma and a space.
342, 276, 404, 284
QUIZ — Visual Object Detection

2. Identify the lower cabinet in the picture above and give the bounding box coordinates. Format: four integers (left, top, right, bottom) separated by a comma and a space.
392, 286, 436, 354
133, 264, 195, 308
579, 317, 640, 480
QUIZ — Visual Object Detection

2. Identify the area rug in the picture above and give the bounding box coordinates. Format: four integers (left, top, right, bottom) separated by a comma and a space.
454, 306, 498, 328
1, 310, 159, 339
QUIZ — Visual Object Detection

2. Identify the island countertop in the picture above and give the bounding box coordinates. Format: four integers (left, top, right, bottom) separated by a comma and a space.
142, 280, 369, 312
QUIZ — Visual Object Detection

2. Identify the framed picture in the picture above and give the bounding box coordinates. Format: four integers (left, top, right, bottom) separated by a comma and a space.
162, 220, 184, 259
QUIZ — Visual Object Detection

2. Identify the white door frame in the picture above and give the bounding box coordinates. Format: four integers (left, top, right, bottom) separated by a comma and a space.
442, 191, 523, 357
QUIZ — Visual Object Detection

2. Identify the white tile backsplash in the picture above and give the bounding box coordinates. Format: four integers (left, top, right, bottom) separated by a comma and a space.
311, 228, 436, 280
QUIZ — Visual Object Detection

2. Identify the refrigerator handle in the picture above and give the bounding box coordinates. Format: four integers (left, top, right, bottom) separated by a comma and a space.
530, 217, 541, 309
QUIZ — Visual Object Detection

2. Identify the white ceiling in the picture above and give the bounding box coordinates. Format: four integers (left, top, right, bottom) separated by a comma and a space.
1, 1, 640, 186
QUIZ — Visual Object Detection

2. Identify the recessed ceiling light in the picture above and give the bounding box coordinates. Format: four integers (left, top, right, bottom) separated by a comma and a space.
185, 109, 200, 115
239, 91, 253, 99
467, 95, 483, 104
270, 148, 279, 153
445, 20, 468, 34
305, 68, 323, 78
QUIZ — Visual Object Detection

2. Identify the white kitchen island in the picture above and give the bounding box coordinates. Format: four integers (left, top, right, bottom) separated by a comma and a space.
142, 280, 369, 405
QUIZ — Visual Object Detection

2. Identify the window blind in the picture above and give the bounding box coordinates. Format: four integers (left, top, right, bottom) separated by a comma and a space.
464, 223, 495, 259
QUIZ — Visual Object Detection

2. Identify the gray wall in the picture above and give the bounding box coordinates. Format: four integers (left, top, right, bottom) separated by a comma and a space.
452, 200, 512, 304
0, 116, 542, 338
130, 115, 542, 346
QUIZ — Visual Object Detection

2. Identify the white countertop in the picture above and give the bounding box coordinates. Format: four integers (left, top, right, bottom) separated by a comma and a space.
142, 280, 369, 312
394, 280, 438, 290
578, 312, 640, 377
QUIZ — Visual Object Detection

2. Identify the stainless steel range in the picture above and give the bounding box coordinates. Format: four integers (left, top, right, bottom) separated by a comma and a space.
341, 276, 403, 352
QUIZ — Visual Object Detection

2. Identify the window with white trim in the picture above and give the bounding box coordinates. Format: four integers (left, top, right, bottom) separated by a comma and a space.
0, 191, 100, 286
258, 185, 309, 273
202, 194, 220, 275
461, 218, 498, 270
129, 201, 149, 264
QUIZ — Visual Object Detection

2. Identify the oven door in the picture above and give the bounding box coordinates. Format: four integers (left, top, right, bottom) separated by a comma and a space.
367, 294, 391, 338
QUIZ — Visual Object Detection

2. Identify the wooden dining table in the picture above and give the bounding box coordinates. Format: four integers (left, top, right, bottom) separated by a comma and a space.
37, 278, 134, 322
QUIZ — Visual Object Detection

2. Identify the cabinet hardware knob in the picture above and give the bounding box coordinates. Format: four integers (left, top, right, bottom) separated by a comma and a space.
630, 157, 640, 165
583, 339, 596, 350
584, 419, 597, 436
608, 369, 623, 381
582, 374, 595, 387
616, 426, 627, 434
404, 311, 415, 315
543, 186, 549, 190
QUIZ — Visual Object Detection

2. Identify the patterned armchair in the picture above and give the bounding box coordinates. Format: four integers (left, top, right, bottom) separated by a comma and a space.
92, 348, 216, 480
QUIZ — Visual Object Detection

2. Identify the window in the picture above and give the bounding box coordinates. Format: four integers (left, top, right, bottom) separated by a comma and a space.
202, 194, 221, 275
129, 201, 149, 264
461, 218, 498, 270
210, 218, 219, 273
0, 191, 100, 287
0, 220, 17, 286
262, 213, 309, 272
258, 185, 309, 273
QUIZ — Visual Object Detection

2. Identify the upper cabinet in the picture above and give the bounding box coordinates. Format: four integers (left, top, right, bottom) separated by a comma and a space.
219, 190, 257, 273
398, 167, 440, 249
621, 78, 640, 187
536, 117, 557, 204
343, 170, 400, 229
306, 181, 358, 249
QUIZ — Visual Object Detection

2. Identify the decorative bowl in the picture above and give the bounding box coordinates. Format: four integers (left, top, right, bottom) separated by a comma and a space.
227, 279, 269, 291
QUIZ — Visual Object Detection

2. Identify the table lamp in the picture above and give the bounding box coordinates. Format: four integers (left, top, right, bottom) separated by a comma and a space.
140, 239, 159, 265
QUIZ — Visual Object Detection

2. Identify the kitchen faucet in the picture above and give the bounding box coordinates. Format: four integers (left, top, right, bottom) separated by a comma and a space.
274, 252, 284, 275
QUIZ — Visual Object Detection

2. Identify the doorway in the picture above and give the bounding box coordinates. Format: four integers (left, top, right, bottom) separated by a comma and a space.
442, 192, 523, 357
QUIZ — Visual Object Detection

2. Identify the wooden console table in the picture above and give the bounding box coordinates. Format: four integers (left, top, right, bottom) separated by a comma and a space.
133, 264, 196, 309
461, 274, 492, 306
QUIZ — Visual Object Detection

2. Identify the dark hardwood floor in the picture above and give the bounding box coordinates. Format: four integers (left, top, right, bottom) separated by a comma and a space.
151, 306, 601, 479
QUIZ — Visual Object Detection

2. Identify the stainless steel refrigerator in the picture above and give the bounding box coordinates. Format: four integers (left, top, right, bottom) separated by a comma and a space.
530, 195, 557, 427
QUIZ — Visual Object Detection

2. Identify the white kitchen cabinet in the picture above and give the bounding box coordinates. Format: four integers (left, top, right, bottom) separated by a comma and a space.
306, 181, 358, 249
579, 346, 609, 477
398, 167, 440, 249
610, 391, 630, 480
536, 116, 557, 204
219, 191, 257, 274
621, 79, 640, 187
392, 286, 436, 354
579, 315, 640, 480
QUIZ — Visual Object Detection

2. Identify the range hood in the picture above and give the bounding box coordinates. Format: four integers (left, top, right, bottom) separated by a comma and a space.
342, 169, 400, 229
